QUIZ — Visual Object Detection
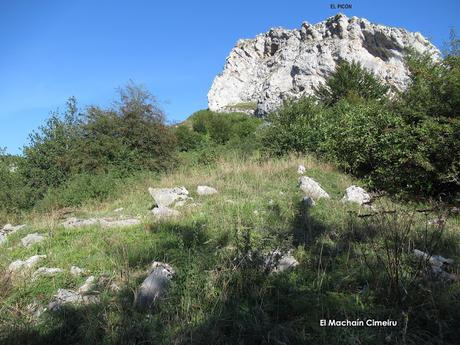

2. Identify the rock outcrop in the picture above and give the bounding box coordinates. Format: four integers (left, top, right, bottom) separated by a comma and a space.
208, 14, 439, 115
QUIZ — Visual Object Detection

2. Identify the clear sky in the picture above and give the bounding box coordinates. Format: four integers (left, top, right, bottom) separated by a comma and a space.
1, 0, 458, 154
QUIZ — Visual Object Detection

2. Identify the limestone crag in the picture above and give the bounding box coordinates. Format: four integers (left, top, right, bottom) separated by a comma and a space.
208, 14, 439, 115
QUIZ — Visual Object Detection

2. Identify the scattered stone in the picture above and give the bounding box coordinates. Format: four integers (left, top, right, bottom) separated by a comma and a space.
32, 267, 64, 280
151, 206, 180, 220
0, 224, 26, 245
297, 165, 306, 175
62, 217, 99, 229
70, 266, 86, 276
78, 276, 98, 295
196, 185, 218, 196
9, 255, 47, 273
264, 250, 299, 273
21, 233, 46, 248
299, 176, 330, 200
302, 196, 316, 208
135, 261, 175, 310
342, 185, 372, 205
148, 186, 190, 207
62, 217, 140, 229
413, 249, 456, 281
113, 207, 124, 213
48, 289, 99, 311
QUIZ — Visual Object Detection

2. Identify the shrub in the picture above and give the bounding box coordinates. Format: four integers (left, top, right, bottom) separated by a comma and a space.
315, 60, 389, 106
174, 125, 205, 152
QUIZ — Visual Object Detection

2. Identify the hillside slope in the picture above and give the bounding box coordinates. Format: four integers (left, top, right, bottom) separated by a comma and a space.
1, 154, 459, 345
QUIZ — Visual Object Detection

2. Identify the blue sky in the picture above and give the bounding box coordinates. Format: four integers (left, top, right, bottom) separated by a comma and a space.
0, 0, 458, 154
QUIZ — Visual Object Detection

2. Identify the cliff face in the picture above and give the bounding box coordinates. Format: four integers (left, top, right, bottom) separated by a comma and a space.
208, 14, 440, 116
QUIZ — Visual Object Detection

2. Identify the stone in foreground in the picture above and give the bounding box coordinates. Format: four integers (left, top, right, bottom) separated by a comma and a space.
32, 267, 64, 280
148, 186, 190, 207
297, 165, 306, 175
9, 255, 47, 273
151, 206, 180, 220
342, 185, 372, 205
299, 176, 330, 200
265, 250, 299, 273
21, 233, 46, 248
135, 261, 175, 310
48, 289, 100, 311
196, 185, 218, 196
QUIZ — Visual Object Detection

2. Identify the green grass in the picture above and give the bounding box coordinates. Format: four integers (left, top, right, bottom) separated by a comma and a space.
0, 154, 459, 345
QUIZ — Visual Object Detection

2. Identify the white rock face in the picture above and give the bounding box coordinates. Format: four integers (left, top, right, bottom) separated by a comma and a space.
342, 185, 371, 205
21, 233, 46, 247
196, 185, 218, 196
148, 187, 190, 207
299, 176, 330, 200
208, 14, 439, 115
135, 261, 175, 310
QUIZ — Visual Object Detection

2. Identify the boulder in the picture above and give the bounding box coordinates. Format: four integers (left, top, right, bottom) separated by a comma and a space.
32, 267, 64, 280
264, 250, 299, 273
48, 289, 99, 311
208, 14, 440, 116
342, 185, 371, 205
196, 185, 218, 196
151, 206, 180, 220
70, 266, 86, 276
21, 233, 46, 248
148, 186, 190, 207
297, 165, 306, 175
9, 255, 47, 273
299, 176, 330, 200
135, 262, 175, 310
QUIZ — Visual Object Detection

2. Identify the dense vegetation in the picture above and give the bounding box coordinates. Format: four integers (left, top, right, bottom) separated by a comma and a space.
262, 52, 460, 199
0, 40, 459, 345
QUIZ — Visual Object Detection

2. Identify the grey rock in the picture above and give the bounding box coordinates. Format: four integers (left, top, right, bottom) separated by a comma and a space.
62, 217, 99, 229
302, 196, 316, 208
414, 249, 456, 281
208, 14, 439, 115
99, 218, 141, 228
196, 185, 218, 196
148, 186, 190, 207
299, 176, 330, 200
70, 266, 86, 276
32, 267, 64, 280
21, 233, 46, 248
9, 255, 47, 273
342, 185, 372, 205
78, 276, 98, 295
48, 288, 100, 311
0, 223, 26, 245
151, 206, 180, 220
135, 262, 175, 310
297, 165, 306, 175
265, 250, 299, 273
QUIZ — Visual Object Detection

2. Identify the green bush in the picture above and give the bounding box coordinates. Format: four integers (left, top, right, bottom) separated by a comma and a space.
36, 172, 120, 210
315, 60, 389, 106
174, 125, 205, 152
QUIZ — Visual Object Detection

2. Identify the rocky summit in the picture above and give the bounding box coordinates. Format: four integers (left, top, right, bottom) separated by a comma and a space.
208, 14, 440, 116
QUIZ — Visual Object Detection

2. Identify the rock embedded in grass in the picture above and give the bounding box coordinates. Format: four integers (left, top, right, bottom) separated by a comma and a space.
148, 186, 190, 207
78, 276, 98, 294
1, 224, 26, 245
264, 250, 299, 273
414, 249, 457, 281
9, 255, 47, 273
342, 185, 371, 205
62, 217, 141, 229
298, 176, 330, 200
135, 261, 175, 310
297, 165, 306, 175
70, 266, 86, 276
48, 288, 100, 311
196, 185, 218, 196
151, 206, 180, 220
21, 233, 46, 248
32, 267, 64, 280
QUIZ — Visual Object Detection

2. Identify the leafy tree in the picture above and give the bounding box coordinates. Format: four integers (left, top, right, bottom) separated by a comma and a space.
316, 60, 389, 106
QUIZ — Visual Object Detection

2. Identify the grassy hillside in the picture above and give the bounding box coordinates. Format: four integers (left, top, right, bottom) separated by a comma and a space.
1, 154, 459, 345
